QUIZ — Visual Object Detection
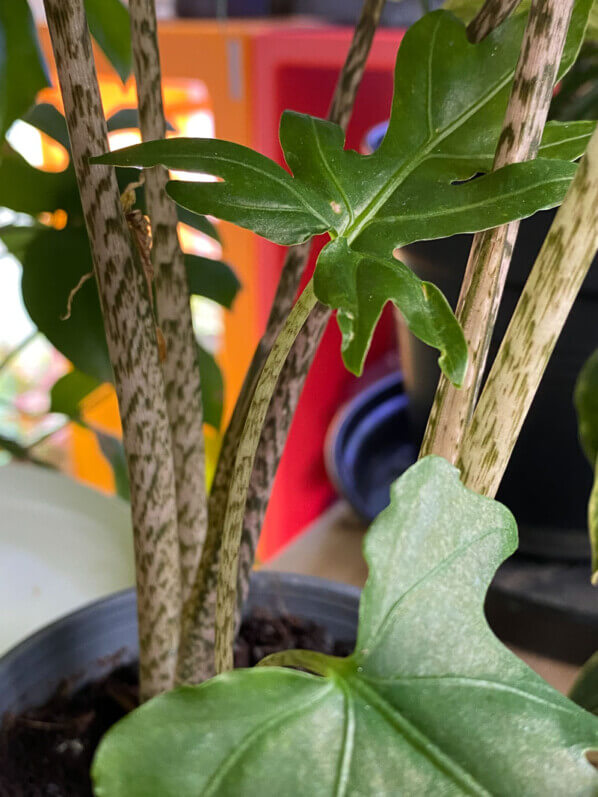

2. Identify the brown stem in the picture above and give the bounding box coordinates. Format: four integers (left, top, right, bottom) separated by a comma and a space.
467, 0, 524, 43
176, 0, 388, 683
129, 0, 207, 607
420, 0, 575, 463
459, 125, 598, 496
43, 0, 181, 700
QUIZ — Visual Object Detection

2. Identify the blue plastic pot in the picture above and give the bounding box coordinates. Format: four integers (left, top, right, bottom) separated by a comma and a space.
326, 372, 416, 522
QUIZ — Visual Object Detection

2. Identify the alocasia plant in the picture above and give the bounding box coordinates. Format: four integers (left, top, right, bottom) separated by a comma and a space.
94, 8, 594, 386
30, 0, 598, 792
92, 458, 598, 796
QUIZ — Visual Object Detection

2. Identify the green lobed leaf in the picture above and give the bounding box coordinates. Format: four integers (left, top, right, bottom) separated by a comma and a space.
84, 0, 132, 84
0, 0, 48, 140
574, 349, 598, 582
50, 369, 102, 420
185, 255, 240, 309
92, 457, 598, 796
92, 7, 591, 386
316, 238, 468, 382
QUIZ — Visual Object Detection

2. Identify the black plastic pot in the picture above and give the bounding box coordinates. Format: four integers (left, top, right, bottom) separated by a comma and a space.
400, 209, 598, 560
0, 571, 359, 718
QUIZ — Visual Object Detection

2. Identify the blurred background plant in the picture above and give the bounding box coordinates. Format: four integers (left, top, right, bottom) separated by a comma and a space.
0, 0, 240, 498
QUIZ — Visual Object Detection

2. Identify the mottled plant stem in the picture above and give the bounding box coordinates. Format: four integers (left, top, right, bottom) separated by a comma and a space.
130, 0, 207, 606
420, 0, 575, 463
176, 0, 387, 683
459, 124, 598, 496
216, 281, 318, 673
467, 0, 524, 43
43, 0, 181, 700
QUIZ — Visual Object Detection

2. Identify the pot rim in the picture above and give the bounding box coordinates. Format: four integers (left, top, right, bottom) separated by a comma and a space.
0, 570, 362, 670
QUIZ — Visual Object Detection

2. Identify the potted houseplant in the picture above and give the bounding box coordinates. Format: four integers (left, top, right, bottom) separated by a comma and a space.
4, 0, 598, 793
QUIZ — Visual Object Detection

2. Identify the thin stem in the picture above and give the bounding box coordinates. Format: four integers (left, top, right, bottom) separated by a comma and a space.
215, 280, 318, 673
43, 0, 181, 701
467, 0, 524, 43
0, 331, 38, 373
130, 0, 207, 607
177, 0, 388, 684
420, 0, 575, 463
459, 124, 598, 496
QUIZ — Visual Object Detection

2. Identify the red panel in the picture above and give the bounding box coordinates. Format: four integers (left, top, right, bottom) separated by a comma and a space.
250, 27, 404, 558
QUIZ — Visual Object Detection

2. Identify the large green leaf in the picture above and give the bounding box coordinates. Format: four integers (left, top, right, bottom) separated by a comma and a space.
574, 349, 598, 582
0, 0, 48, 140
92, 7, 591, 384
92, 457, 598, 796
84, 0, 131, 84
185, 255, 240, 309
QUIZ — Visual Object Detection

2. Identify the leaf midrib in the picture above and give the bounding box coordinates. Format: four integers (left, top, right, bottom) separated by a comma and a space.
171, 150, 331, 228
200, 679, 335, 796
364, 172, 574, 233
345, 25, 517, 245
360, 527, 501, 659
347, 676, 491, 796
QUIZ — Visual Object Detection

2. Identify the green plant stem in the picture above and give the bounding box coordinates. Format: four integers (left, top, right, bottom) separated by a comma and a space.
43, 0, 181, 701
215, 280, 318, 673
177, 0, 388, 685
459, 123, 598, 497
129, 0, 207, 607
467, 0, 523, 42
420, 0, 575, 463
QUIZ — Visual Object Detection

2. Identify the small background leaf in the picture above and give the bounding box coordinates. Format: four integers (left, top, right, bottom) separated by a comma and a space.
185, 255, 240, 309
196, 344, 224, 431
50, 370, 101, 420
84, 0, 131, 84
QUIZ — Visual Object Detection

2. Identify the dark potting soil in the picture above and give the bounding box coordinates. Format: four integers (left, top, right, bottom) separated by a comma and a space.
0, 608, 354, 796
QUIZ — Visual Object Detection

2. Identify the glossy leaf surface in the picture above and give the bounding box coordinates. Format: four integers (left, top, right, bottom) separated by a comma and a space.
574, 349, 598, 581
92, 457, 598, 797
93, 7, 591, 382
